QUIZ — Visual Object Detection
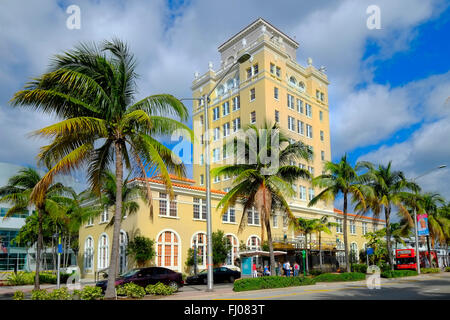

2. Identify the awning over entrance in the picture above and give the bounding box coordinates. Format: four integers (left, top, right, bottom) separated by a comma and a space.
239, 250, 287, 257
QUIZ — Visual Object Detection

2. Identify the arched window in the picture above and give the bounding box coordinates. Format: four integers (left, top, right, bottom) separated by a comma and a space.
156, 230, 180, 271
217, 85, 225, 96
351, 242, 358, 262
191, 232, 207, 268
227, 56, 234, 64
84, 236, 94, 272
98, 234, 109, 269
289, 76, 297, 85
226, 79, 234, 90
225, 234, 239, 266
246, 235, 261, 251
298, 81, 306, 91
119, 231, 128, 274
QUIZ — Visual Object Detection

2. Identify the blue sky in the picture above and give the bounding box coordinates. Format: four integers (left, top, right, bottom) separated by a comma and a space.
0, 0, 449, 212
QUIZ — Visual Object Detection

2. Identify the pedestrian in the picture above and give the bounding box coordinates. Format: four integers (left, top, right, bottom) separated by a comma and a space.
285, 261, 291, 277
294, 262, 299, 276
264, 265, 270, 276
276, 261, 281, 276
252, 262, 257, 278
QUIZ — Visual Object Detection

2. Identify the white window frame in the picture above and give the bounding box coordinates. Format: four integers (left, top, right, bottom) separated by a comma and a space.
250, 88, 256, 101
84, 236, 94, 272
222, 101, 230, 116
98, 233, 109, 269
222, 207, 236, 223
156, 230, 181, 271
159, 193, 178, 217
193, 198, 207, 220
247, 207, 260, 226
232, 96, 240, 111
213, 107, 220, 121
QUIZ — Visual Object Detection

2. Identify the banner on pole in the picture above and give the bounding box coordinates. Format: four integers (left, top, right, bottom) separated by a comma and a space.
417, 213, 429, 236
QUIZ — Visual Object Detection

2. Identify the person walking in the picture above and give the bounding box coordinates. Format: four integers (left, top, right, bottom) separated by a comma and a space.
252, 262, 258, 278
294, 262, 299, 277
276, 261, 281, 276
264, 265, 270, 276
285, 261, 291, 277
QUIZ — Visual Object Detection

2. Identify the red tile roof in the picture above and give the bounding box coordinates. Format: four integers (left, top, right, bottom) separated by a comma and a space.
333, 208, 385, 222
128, 177, 227, 195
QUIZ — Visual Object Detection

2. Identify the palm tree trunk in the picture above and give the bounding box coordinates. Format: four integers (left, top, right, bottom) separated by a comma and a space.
34, 209, 43, 290
343, 192, 350, 272
265, 217, 276, 276
319, 232, 322, 271
105, 141, 124, 299
385, 206, 394, 270
426, 235, 432, 267
305, 233, 309, 274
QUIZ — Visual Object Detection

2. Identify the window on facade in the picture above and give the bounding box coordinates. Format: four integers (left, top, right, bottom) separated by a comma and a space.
159, 193, 177, 217
275, 110, 279, 123
316, 90, 320, 99
288, 116, 295, 131
297, 120, 304, 135
246, 68, 252, 79
192, 233, 207, 266
213, 107, 220, 121
308, 188, 315, 201
292, 184, 298, 198
213, 127, 220, 141
100, 207, 109, 223
306, 124, 313, 138
193, 198, 207, 220
270, 63, 275, 74
321, 151, 325, 161
86, 217, 93, 226
222, 101, 230, 116
200, 154, 204, 165
84, 237, 94, 271
287, 94, 294, 109
253, 64, 259, 75
320, 130, 324, 141
308, 166, 314, 176
226, 235, 239, 266
272, 214, 278, 228
247, 236, 261, 251
157, 231, 179, 269
300, 186, 306, 200
350, 221, 356, 234
223, 122, 230, 137
199, 115, 204, 126
250, 88, 256, 101
336, 219, 343, 233
213, 175, 220, 183
297, 99, 303, 114
289, 76, 297, 85
306, 104, 312, 117
319, 111, 323, 121
250, 111, 256, 124
98, 234, 109, 269
119, 231, 128, 274
276, 67, 281, 77
222, 207, 236, 223
200, 174, 204, 185
247, 207, 260, 225
232, 96, 240, 111
213, 148, 220, 162
233, 117, 241, 132
362, 222, 368, 235
274, 87, 279, 100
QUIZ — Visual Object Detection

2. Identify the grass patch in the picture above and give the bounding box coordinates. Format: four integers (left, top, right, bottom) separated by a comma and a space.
421, 268, 441, 274
445, 267, 450, 272
381, 270, 418, 278
313, 272, 366, 282
233, 276, 316, 292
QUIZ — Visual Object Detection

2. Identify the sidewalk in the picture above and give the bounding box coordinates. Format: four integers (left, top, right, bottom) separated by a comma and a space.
0, 279, 96, 298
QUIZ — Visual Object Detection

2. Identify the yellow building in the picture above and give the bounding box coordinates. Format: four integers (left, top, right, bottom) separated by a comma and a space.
78, 19, 385, 279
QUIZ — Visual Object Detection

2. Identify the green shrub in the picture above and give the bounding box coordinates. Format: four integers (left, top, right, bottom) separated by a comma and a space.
380, 270, 418, 278
80, 286, 103, 300
48, 287, 72, 300
7, 272, 34, 285
13, 290, 25, 300
116, 283, 146, 299
351, 264, 368, 274
145, 282, 176, 295
314, 272, 366, 282
309, 269, 323, 276
377, 262, 390, 272
445, 267, 450, 272
31, 289, 50, 300
233, 276, 316, 292
71, 289, 82, 300
421, 268, 440, 274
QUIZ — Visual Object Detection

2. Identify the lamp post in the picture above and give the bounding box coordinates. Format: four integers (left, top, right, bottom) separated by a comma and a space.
181, 53, 251, 291
412, 165, 447, 274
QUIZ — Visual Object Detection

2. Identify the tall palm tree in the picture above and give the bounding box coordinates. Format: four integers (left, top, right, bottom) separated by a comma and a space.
0, 168, 70, 289
314, 216, 338, 271
10, 39, 192, 298
359, 161, 419, 270
308, 155, 370, 272
212, 123, 311, 275
291, 217, 319, 274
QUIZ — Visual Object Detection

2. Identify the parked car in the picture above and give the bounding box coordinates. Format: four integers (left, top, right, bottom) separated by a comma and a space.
96, 267, 183, 292
186, 267, 241, 284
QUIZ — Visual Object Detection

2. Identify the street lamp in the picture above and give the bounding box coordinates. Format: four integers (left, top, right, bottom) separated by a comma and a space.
412, 164, 447, 274
181, 52, 251, 291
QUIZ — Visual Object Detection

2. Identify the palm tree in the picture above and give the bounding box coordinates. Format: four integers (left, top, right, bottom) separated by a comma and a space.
360, 161, 419, 270
0, 168, 71, 289
437, 202, 450, 266
212, 123, 311, 275
292, 217, 320, 274
308, 155, 370, 272
10, 39, 192, 299
314, 216, 338, 271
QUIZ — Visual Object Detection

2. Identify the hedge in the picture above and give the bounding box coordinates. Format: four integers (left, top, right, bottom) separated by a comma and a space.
313, 272, 366, 282
351, 264, 368, 274
233, 276, 316, 292
7, 272, 71, 285
445, 267, 450, 272
381, 270, 418, 278
421, 268, 440, 274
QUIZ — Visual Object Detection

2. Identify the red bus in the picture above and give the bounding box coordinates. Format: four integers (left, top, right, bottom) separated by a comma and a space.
395, 249, 439, 270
